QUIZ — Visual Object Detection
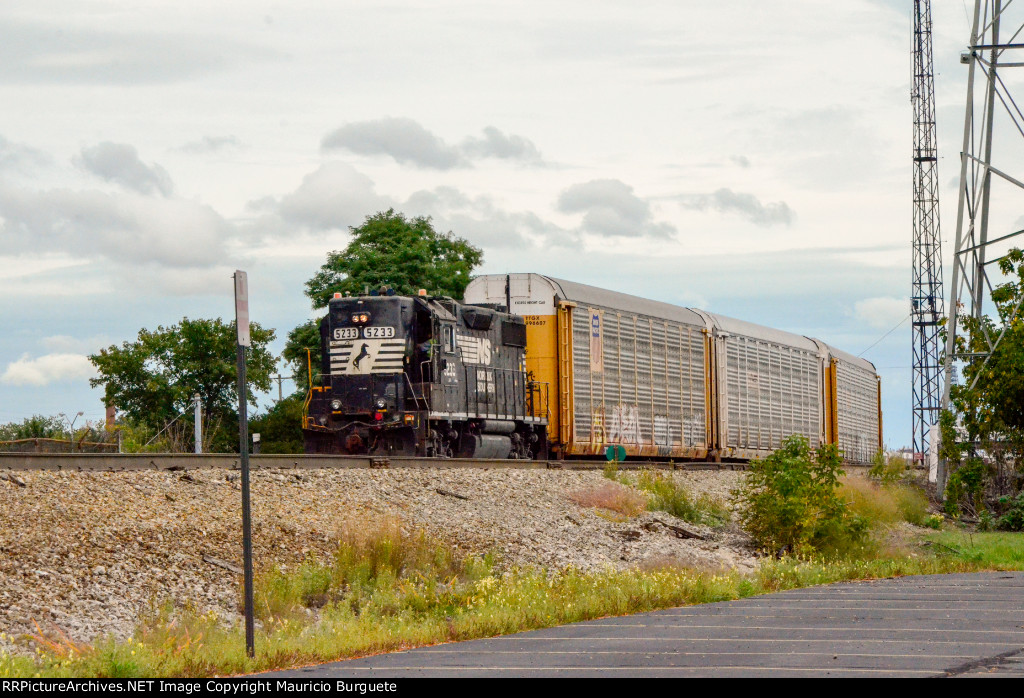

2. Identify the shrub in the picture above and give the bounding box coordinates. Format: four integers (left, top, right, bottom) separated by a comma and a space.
944, 458, 989, 518
733, 436, 867, 556
996, 492, 1024, 531
868, 452, 910, 485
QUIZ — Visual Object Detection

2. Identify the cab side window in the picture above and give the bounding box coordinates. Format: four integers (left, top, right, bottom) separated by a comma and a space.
442, 324, 456, 354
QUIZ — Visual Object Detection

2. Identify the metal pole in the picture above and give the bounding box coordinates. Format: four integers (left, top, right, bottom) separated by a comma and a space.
194, 393, 202, 455
237, 343, 255, 658
234, 270, 255, 660
940, 0, 983, 494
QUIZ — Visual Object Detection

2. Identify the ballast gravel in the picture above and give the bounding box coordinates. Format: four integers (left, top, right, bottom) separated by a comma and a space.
0, 466, 754, 653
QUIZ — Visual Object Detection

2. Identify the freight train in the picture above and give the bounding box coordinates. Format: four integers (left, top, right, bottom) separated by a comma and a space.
303, 273, 882, 464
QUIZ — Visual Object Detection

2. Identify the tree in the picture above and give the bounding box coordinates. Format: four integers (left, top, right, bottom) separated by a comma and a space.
282, 319, 322, 393
950, 248, 1024, 449
944, 247, 1024, 508
249, 394, 305, 454
0, 415, 67, 441
89, 317, 276, 452
303, 209, 483, 307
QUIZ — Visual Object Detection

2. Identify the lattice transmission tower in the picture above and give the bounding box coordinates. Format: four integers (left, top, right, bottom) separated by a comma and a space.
939, 0, 1024, 491
911, 0, 945, 463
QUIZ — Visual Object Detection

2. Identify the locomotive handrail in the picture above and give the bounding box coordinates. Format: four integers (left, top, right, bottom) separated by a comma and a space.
403, 371, 430, 411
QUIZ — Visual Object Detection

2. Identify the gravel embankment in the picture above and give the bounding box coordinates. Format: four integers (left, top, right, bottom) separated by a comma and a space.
0, 467, 753, 652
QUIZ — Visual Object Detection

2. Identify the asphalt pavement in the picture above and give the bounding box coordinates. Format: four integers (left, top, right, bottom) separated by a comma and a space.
267, 572, 1024, 678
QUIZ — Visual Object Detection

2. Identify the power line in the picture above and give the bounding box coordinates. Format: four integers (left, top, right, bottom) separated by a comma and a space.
858, 314, 911, 358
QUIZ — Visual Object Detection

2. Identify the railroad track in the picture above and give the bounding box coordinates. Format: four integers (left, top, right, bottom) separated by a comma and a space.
0, 453, 750, 473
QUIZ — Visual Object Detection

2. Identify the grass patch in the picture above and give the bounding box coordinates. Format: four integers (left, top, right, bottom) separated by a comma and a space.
567, 482, 647, 518
840, 476, 930, 527
923, 530, 1024, 567
603, 464, 730, 527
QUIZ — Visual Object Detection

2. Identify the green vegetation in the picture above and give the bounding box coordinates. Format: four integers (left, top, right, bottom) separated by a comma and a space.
0, 415, 67, 441
733, 435, 867, 555
922, 530, 1024, 568
941, 247, 1024, 517
602, 464, 730, 527
282, 209, 484, 395
4, 519, 1023, 679
4, 439, 1023, 678
303, 209, 483, 306
247, 395, 305, 454
839, 476, 930, 528
89, 318, 277, 453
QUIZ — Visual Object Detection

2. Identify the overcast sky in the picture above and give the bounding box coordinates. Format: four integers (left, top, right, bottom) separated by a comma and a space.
0, 0, 1012, 449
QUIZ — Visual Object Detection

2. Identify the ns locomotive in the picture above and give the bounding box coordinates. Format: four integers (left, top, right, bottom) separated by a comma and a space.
302, 290, 549, 458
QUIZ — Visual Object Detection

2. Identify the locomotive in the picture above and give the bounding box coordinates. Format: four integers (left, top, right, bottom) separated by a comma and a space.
302, 290, 549, 458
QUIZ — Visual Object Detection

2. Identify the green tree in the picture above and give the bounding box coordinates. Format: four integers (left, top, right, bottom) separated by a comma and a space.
944, 247, 1024, 506
949, 248, 1024, 454
0, 415, 67, 441
282, 319, 322, 392
303, 209, 483, 307
89, 317, 276, 452
249, 394, 305, 454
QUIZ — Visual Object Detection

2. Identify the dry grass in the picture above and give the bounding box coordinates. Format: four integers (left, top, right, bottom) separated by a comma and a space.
567, 482, 647, 517
840, 476, 930, 527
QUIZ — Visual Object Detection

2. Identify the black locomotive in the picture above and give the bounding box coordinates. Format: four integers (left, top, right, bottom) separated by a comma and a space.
302, 291, 549, 458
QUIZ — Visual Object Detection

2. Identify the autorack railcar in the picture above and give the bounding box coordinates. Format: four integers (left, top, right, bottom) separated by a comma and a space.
463, 273, 882, 464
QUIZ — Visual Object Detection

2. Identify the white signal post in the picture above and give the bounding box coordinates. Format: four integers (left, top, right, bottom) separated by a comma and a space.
234, 270, 255, 659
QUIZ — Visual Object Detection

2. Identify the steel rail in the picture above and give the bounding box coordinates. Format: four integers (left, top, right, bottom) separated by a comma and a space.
0, 453, 749, 473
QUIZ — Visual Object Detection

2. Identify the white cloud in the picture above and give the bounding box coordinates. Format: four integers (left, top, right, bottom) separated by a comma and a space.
679, 188, 795, 227
0, 183, 233, 267
1, 353, 96, 387
272, 162, 393, 232
40, 335, 114, 354
460, 127, 543, 164
557, 179, 674, 238
178, 136, 242, 154
321, 117, 465, 169
853, 297, 909, 331
0, 18, 274, 85
321, 118, 544, 169
76, 142, 174, 196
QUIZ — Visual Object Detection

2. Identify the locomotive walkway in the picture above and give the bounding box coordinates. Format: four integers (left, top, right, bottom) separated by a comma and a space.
266, 572, 1024, 678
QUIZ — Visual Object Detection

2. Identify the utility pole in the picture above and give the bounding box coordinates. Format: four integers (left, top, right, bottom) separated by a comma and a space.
270, 374, 285, 402
940, 0, 1024, 491
194, 393, 202, 454
910, 0, 945, 469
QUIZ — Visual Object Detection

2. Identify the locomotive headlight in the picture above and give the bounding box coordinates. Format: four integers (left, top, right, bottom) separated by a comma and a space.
375, 399, 387, 409
330, 399, 342, 410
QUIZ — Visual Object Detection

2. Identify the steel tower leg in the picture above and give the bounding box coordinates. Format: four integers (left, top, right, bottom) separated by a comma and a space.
940, 0, 1024, 492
